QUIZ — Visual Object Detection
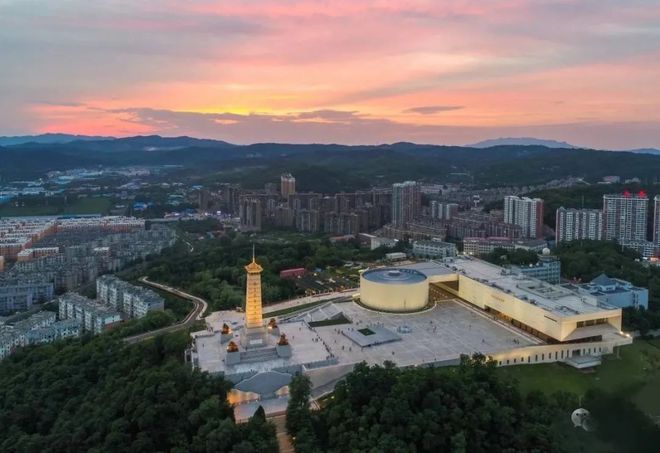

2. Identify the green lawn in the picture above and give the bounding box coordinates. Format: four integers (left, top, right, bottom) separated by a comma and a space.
0, 204, 60, 216
0, 197, 112, 216
61, 197, 112, 215
499, 339, 660, 418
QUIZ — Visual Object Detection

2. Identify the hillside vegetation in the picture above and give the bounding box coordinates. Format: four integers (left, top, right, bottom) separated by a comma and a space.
4, 138, 660, 190
0, 331, 276, 452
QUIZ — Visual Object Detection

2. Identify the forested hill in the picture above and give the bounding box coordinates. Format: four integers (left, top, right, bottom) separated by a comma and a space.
3, 136, 660, 188
0, 331, 277, 452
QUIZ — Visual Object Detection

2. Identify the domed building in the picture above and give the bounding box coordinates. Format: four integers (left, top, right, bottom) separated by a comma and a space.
359, 268, 429, 312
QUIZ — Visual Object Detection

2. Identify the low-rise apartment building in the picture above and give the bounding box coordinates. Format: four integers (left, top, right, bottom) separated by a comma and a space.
58, 293, 122, 334
0, 311, 81, 359
0, 276, 54, 314
96, 275, 164, 319
412, 239, 458, 259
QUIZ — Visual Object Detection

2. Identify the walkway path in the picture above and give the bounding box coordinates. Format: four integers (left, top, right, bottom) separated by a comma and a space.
269, 415, 294, 453
263, 289, 357, 315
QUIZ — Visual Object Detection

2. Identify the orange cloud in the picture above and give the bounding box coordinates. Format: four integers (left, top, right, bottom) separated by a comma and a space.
0, 0, 658, 148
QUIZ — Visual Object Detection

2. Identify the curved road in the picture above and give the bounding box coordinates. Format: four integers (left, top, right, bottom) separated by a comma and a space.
123, 277, 208, 344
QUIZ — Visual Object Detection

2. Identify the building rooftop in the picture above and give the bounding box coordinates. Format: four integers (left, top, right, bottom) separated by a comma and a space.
413, 240, 455, 247
581, 273, 645, 295
362, 268, 427, 284
59, 293, 121, 317
400, 258, 618, 318
590, 273, 621, 287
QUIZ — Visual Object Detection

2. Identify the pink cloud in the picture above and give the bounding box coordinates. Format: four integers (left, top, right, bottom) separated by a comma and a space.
2, 0, 659, 148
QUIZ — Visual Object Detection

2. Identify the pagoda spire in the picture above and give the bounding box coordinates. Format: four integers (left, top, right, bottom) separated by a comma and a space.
244, 247, 263, 329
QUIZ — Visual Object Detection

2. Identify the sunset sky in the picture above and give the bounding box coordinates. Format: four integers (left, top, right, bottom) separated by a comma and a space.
1, 0, 659, 149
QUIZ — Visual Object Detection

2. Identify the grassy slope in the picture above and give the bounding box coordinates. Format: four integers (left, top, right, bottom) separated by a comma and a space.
499, 339, 660, 418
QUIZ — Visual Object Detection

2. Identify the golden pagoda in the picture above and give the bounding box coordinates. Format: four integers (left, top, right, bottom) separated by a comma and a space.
244, 245, 264, 330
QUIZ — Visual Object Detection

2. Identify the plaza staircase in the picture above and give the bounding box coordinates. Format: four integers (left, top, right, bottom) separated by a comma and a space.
240, 347, 279, 363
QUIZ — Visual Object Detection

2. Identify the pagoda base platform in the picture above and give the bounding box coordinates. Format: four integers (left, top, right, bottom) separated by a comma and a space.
241, 327, 272, 350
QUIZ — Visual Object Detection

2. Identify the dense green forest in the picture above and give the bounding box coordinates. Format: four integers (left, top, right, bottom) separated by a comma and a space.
4, 137, 660, 190
213, 146, 660, 192
286, 355, 660, 452
0, 331, 276, 452
126, 233, 392, 312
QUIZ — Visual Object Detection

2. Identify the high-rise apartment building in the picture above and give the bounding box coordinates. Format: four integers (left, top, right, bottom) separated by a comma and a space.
392, 181, 421, 227
503, 196, 544, 239
220, 184, 241, 215
654, 195, 660, 245
555, 208, 603, 243
198, 189, 211, 213
430, 201, 459, 220
280, 173, 296, 200
239, 196, 264, 231
602, 192, 648, 243
296, 209, 320, 233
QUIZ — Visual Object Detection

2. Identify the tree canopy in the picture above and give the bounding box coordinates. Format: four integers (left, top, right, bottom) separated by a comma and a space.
125, 233, 390, 312
288, 355, 602, 453
484, 247, 540, 266
0, 332, 276, 452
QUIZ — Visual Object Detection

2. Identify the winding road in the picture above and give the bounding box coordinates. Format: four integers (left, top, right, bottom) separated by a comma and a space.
123, 277, 208, 344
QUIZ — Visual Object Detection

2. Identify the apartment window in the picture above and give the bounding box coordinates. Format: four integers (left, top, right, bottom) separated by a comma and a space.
535, 354, 538, 362
541, 353, 545, 360
506, 360, 510, 365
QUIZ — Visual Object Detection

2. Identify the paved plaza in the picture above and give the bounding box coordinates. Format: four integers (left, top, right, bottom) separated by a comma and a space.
193, 297, 538, 383
312, 300, 536, 367
193, 319, 333, 375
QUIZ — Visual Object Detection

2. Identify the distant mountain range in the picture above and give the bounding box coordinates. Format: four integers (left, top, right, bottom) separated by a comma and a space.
466, 137, 660, 155
467, 137, 577, 149
0, 134, 235, 150
2, 133, 659, 155
3, 133, 660, 191
628, 148, 660, 156
0, 133, 114, 146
